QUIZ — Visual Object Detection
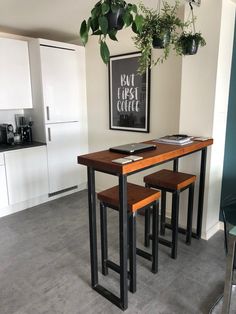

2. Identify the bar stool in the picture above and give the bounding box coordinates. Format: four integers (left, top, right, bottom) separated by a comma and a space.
144, 169, 196, 259
97, 183, 161, 293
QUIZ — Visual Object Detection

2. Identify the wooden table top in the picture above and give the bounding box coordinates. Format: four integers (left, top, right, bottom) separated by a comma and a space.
77, 139, 213, 175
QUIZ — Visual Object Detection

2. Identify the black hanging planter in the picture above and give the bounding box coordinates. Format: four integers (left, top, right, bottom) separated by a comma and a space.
182, 37, 198, 55
107, 8, 124, 30
152, 31, 171, 49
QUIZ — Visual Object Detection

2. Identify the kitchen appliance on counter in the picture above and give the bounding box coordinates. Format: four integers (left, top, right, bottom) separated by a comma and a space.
15, 115, 33, 143
0, 124, 15, 145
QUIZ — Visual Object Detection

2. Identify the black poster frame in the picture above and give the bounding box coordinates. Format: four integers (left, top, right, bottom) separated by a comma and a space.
109, 52, 150, 133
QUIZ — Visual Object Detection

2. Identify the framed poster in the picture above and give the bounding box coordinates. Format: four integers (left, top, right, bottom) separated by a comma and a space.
109, 52, 150, 133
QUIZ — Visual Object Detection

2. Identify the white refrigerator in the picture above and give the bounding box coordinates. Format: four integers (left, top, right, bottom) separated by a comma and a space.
40, 44, 85, 195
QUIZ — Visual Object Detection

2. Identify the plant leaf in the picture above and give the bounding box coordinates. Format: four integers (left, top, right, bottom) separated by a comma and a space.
108, 30, 118, 41
131, 21, 138, 34
99, 16, 108, 34
134, 14, 144, 34
123, 11, 133, 27
100, 41, 110, 64
87, 17, 91, 31
91, 17, 99, 32
131, 4, 137, 13
91, 5, 101, 19
80, 20, 88, 45
102, 2, 110, 15
92, 30, 103, 35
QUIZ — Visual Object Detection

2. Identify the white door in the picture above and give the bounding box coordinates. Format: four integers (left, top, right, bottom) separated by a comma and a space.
4, 146, 49, 204
40, 45, 80, 123
46, 122, 82, 194
0, 38, 32, 109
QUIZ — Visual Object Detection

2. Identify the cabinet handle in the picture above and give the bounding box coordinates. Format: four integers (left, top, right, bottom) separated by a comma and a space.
46, 106, 50, 121
48, 128, 51, 142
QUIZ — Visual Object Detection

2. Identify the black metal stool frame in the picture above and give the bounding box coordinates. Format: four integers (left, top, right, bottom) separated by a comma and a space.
100, 200, 159, 294
145, 182, 195, 259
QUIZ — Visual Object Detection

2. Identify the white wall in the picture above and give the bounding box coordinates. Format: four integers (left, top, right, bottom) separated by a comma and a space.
85, 26, 183, 191
179, 0, 236, 239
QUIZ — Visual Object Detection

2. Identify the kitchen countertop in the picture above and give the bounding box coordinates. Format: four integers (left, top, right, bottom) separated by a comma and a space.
0, 141, 46, 153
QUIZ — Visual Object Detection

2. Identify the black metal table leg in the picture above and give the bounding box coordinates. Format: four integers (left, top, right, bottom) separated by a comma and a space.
129, 212, 136, 293
152, 200, 159, 273
171, 191, 180, 259
173, 158, 179, 172
87, 168, 128, 310
100, 202, 108, 276
144, 207, 151, 247
196, 148, 207, 239
87, 167, 98, 287
119, 174, 128, 310
160, 191, 166, 236
186, 183, 194, 245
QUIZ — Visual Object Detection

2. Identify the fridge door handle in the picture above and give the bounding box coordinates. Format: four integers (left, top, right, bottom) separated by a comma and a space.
47, 127, 51, 142
46, 106, 50, 121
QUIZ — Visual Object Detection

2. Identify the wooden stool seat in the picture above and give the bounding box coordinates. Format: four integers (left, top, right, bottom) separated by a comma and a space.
97, 183, 161, 212
98, 183, 160, 294
144, 169, 196, 259
144, 169, 196, 191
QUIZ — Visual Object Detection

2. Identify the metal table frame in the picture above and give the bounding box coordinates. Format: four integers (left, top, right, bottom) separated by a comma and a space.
84, 146, 208, 310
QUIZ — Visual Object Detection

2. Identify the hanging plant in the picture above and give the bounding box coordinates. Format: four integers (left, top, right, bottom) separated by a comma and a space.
133, 0, 184, 74
80, 0, 144, 64
176, 32, 206, 55
175, 2, 206, 55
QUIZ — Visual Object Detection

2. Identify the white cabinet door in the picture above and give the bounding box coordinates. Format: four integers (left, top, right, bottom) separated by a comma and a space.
5, 146, 49, 205
40, 46, 80, 123
0, 155, 8, 209
0, 38, 32, 109
0, 153, 8, 209
46, 122, 82, 194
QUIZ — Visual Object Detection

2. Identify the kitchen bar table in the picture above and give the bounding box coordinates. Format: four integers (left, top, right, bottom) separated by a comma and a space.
77, 138, 213, 310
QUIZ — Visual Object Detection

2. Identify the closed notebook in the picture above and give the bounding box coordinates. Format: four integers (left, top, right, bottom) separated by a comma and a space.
156, 135, 192, 144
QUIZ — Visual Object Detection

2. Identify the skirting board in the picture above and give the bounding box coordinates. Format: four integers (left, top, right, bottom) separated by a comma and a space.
0, 182, 87, 219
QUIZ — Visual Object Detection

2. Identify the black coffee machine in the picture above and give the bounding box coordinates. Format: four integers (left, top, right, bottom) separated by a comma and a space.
15, 115, 33, 143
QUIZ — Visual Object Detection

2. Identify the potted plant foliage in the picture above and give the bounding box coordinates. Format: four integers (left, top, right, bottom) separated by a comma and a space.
80, 0, 143, 64
133, 0, 183, 74
176, 32, 206, 55
175, 2, 206, 55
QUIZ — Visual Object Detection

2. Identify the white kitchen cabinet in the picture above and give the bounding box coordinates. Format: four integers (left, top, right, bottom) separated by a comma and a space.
46, 122, 84, 194
0, 37, 32, 109
4, 146, 48, 205
40, 45, 80, 123
0, 153, 8, 209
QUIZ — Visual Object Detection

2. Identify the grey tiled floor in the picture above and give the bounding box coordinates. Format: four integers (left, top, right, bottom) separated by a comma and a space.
0, 190, 229, 313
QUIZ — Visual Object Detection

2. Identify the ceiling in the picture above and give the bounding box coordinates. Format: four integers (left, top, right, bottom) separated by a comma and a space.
0, 0, 179, 43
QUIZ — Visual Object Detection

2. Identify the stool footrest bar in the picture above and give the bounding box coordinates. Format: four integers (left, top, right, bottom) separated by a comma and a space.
158, 237, 172, 248
164, 223, 199, 239
94, 284, 125, 310
106, 260, 131, 280
136, 248, 152, 261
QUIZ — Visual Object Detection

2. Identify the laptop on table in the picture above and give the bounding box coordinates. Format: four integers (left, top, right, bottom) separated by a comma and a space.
109, 143, 156, 154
